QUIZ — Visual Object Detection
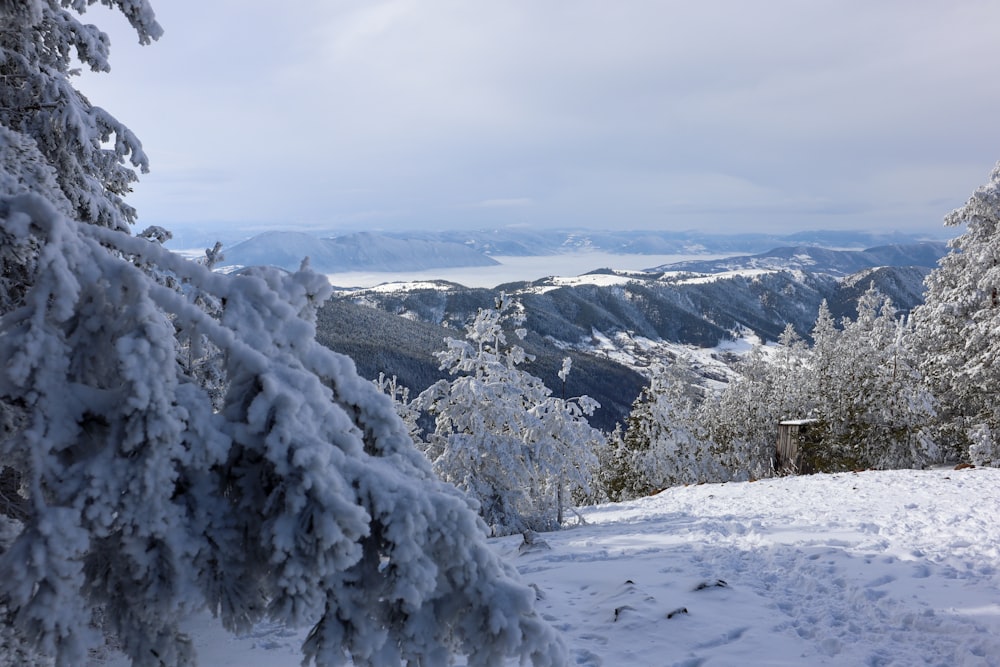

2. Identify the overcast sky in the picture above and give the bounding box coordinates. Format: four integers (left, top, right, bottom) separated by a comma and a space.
78, 0, 1000, 236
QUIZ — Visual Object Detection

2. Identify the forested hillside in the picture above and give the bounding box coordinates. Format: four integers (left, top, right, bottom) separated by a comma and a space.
313, 257, 935, 432
334, 253, 935, 349
316, 300, 646, 431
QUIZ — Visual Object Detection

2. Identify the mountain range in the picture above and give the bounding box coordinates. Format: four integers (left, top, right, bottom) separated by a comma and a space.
219, 230, 499, 273
317, 241, 948, 430
647, 241, 948, 276
206, 227, 950, 274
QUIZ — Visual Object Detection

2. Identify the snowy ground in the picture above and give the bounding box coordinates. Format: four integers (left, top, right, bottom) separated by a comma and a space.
100, 468, 1000, 666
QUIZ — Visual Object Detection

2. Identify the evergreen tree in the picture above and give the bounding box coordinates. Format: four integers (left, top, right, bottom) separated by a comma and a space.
704, 326, 808, 480
414, 296, 602, 535
912, 162, 1000, 463
0, 4, 565, 665
810, 288, 936, 470
705, 293, 936, 478
589, 423, 633, 503
604, 358, 715, 499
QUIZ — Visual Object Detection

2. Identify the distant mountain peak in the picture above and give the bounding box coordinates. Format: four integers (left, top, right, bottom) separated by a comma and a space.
647, 242, 948, 276
220, 230, 499, 273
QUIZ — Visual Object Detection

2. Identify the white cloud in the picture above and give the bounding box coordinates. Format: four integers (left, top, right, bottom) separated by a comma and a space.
76, 0, 1000, 233
474, 198, 533, 209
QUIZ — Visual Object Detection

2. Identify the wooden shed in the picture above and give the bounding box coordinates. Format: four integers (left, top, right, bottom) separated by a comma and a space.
776, 419, 820, 475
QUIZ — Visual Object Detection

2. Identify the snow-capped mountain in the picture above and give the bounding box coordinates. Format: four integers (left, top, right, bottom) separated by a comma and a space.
647, 241, 948, 276
366, 228, 949, 258
168, 224, 951, 265
334, 245, 938, 348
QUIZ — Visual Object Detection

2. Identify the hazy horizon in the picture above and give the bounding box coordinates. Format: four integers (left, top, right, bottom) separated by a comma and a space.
163, 220, 956, 255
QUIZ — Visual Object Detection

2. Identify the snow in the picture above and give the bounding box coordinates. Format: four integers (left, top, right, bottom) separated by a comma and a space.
366, 280, 459, 294
98, 467, 1000, 666
524, 273, 638, 294
663, 268, 781, 286
563, 329, 763, 386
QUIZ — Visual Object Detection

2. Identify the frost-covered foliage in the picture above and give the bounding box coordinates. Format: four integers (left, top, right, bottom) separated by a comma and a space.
0, 198, 566, 667
414, 296, 603, 536
0, 4, 565, 666
706, 291, 937, 475
586, 289, 935, 503
702, 325, 807, 481
0, 0, 160, 232
912, 162, 1000, 464
598, 359, 716, 500
807, 290, 936, 470
374, 372, 420, 440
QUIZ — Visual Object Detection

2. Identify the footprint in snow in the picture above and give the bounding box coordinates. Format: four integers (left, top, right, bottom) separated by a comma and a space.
572, 648, 603, 666
865, 574, 896, 587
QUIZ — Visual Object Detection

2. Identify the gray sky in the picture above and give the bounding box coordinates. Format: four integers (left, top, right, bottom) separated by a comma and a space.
78, 0, 1000, 235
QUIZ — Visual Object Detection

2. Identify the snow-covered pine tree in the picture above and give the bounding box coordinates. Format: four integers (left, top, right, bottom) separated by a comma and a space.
0, 4, 565, 666
0, 0, 157, 232
816, 286, 936, 470
703, 325, 808, 480
374, 372, 420, 441
605, 358, 715, 498
805, 298, 859, 469
912, 162, 1000, 464
414, 296, 603, 535
706, 295, 936, 477
589, 422, 632, 503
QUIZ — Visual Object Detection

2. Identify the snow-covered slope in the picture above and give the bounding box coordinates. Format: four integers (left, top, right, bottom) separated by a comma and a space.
97, 467, 1000, 666
334, 259, 930, 352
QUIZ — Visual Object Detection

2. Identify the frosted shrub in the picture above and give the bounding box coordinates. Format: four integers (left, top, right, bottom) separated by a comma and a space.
415, 296, 603, 535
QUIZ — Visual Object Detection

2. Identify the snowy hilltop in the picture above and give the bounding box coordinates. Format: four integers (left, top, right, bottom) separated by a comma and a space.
99, 467, 1000, 666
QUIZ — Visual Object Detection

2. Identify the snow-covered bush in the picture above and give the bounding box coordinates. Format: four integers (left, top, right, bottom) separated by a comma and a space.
0, 3, 565, 666
374, 372, 421, 440
967, 424, 998, 468
414, 296, 603, 535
